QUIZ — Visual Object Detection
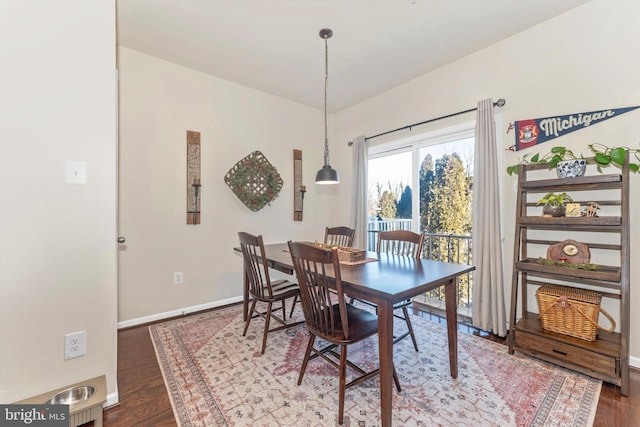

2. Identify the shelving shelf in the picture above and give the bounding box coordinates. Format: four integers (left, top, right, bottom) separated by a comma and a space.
508, 158, 630, 396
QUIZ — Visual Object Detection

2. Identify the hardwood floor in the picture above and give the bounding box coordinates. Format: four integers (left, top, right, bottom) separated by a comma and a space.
102, 306, 639, 426
103, 325, 176, 427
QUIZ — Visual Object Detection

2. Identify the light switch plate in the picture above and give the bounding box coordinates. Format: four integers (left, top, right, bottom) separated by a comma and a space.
65, 161, 87, 184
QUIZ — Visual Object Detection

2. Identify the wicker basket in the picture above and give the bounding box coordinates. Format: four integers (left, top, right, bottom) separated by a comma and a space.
536, 284, 616, 341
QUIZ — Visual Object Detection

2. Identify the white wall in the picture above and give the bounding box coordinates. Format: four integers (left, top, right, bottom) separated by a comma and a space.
117, 48, 338, 323
334, 1, 640, 360
0, 1, 118, 403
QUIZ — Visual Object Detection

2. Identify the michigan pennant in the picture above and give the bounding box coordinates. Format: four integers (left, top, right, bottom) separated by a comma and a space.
514, 106, 640, 151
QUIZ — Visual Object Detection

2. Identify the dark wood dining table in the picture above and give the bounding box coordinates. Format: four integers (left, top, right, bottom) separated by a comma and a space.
236, 242, 475, 427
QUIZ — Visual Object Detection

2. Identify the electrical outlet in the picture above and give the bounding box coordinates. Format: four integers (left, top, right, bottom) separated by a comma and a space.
173, 272, 183, 284
65, 331, 86, 359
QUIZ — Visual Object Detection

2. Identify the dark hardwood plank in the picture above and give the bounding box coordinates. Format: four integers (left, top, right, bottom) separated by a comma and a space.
102, 307, 639, 426
103, 325, 176, 427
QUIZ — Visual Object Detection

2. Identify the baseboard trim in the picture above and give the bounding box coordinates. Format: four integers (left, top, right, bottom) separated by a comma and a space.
117, 296, 243, 329
104, 391, 119, 408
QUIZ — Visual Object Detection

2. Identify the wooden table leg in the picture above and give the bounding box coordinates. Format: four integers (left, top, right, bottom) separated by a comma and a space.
444, 278, 458, 378
377, 300, 394, 427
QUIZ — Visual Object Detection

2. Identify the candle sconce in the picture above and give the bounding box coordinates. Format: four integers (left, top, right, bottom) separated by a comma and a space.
186, 130, 201, 225
293, 149, 305, 221
189, 177, 201, 225
294, 184, 306, 221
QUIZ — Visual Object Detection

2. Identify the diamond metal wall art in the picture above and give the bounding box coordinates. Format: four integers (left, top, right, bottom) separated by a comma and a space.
224, 151, 283, 212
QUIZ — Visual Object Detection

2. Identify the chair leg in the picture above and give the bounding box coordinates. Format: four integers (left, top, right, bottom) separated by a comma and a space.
281, 299, 286, 320
297, 334, 316, 385
393, 365, 402, 392
261, 302, 273, 354
402, 306, 419, 352
338, 345, 347, 425
289, 295, 298, 318
243, 299, 257, 337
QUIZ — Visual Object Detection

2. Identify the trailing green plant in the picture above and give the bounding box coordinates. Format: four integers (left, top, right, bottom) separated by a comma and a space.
588, 143, 640, 173
536, 192, 573, 208
507, 144, 640, 175
506, 146, 581, 176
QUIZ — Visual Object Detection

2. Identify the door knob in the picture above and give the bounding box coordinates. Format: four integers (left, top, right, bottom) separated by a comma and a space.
117, 237, 126, 244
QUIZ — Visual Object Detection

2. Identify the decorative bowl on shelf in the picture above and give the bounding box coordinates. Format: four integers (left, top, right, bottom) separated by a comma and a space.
556, 159, 587, 178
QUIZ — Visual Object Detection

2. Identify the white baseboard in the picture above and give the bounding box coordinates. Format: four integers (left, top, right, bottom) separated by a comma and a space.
117, 296, 243, 329
630, 355, 640, 369
104, 391, 119, 408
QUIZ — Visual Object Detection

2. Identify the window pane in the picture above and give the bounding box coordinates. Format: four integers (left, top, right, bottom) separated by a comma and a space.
418, 137, 474, 234
368, 151, 412, 220
367, 151, 413, 251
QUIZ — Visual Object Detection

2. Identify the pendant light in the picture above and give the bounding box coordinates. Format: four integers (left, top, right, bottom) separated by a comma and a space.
315, 28, 339, 184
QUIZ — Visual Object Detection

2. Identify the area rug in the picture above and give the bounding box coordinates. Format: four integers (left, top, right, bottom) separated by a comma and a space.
149, 303, 601, 426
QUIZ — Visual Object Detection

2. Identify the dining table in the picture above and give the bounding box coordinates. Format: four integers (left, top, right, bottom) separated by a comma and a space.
235, 242, 475, 427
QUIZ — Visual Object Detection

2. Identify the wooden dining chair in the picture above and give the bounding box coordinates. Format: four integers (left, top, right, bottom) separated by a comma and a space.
238, 232, 304, 354
349, 229, 423, 351
288, 241, 400, 425
324, 226, 355, 247
377, 230, 424, 351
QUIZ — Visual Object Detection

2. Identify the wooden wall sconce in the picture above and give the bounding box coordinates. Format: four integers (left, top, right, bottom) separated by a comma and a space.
187, 130, 201, 225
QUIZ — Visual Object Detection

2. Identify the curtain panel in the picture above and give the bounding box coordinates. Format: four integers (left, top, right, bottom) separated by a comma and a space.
349, 135, 368, 250
472, 99, 507, 337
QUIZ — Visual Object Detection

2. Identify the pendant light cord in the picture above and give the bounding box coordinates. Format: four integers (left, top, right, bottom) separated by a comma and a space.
323, 36, 330, 167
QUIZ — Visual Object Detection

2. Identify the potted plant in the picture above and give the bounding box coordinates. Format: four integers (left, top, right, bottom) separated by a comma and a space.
506, 146, 584, 176
536, 192, 573, 217
506, 144, 640, 176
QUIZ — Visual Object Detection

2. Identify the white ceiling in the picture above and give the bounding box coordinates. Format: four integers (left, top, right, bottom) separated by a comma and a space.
116, 0, 589, 112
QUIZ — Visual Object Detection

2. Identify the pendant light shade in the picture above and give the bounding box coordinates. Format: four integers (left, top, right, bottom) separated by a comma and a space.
315, 164, 339, 184
315, 28, 339, 185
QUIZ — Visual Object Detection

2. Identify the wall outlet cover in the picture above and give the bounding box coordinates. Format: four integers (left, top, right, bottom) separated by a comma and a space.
65, 331, 86, 359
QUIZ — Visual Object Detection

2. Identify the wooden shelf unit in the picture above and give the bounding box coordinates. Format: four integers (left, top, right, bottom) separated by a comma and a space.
508, 160, 630, 396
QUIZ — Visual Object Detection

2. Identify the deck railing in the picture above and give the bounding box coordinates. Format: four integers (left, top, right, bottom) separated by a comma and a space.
367, 220, 473, 318
366, 218, 412, 251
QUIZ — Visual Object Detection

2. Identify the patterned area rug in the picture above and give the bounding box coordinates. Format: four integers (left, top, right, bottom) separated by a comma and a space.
149, 304, 601, 426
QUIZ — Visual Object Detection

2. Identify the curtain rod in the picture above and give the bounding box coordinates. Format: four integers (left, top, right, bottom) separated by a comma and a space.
348, 98, 506, 146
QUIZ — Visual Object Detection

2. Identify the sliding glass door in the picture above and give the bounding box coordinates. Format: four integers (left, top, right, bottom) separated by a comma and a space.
368, 126, 475, 315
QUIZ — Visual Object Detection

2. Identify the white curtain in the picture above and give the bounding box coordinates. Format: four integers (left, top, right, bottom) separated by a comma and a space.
472, 99, 507, 337
349, 135, 368, 249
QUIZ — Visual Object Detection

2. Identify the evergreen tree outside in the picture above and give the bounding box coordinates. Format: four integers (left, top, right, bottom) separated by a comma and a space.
428, 153, 471, 235
419, 154, 435, 231
420, 152, 473, 305
396, 185, 412, 219
378, 190, 397, 218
